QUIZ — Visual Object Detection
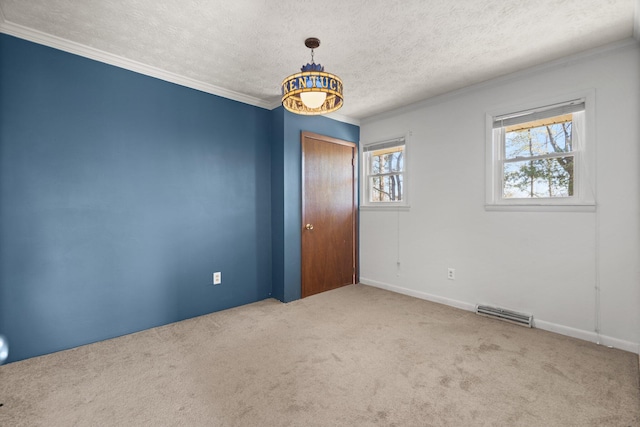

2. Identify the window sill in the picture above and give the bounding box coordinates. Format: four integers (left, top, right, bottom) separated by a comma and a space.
361, 205, 411, 212
485, 204, 596, 213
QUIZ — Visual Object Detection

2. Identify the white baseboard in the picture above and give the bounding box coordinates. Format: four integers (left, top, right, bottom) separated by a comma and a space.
360, 278, 640, 355
360, 278, 476, 312
533, 320, 640, 354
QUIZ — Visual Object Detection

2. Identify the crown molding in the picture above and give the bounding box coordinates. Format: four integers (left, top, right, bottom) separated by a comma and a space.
0, 14, 273, 109
0, 8, 362, 126
361, 37, 639, 124
324, 111, 361, 126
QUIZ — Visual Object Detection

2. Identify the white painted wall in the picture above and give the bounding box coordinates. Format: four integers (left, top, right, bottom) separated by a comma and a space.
359, 40, 640, 353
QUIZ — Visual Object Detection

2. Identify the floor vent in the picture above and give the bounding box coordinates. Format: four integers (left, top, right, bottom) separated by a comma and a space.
475, 305, 533, 328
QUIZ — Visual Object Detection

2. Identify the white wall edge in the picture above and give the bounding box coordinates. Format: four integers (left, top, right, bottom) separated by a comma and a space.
360, 278, 640, 355
361, 37, 639, 124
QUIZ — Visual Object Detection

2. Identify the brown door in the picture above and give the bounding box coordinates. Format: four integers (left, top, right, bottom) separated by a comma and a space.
301, 132, 357, 298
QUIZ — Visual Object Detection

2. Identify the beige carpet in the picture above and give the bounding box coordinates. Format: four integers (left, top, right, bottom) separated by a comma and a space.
0, 284, 638, 426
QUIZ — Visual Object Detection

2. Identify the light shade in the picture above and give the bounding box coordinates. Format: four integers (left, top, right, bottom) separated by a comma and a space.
300, 91, 327, 109
281, 38, 343, 115
282, 69, 344, 115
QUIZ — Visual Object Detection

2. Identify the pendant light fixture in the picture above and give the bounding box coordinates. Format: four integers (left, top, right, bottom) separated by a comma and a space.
281, 38, 344, 115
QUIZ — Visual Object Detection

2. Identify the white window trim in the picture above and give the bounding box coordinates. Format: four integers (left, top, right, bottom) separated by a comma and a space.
361, 133, 410, 210
485, 91, 596, 212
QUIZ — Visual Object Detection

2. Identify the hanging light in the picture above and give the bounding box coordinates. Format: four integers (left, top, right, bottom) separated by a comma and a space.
281, 38, 344, 115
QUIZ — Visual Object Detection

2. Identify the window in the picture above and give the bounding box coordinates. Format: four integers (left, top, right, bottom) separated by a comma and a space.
486, 96, 595, 210
362, 137, 407, 207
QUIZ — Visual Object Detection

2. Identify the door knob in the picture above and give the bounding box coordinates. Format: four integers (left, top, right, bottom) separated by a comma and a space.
305, 224, 314, 230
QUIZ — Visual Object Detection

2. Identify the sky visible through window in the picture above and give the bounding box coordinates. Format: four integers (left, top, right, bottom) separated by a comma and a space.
503, 115, 574, 198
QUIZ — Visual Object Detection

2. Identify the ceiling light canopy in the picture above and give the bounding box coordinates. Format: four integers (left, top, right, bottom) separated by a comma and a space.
281, 38, 343, 115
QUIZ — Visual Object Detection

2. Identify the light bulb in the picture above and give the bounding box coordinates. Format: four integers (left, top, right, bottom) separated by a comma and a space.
300, 91, 327, 109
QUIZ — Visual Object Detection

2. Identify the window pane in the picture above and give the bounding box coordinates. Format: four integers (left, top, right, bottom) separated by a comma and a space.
505, 115, 573, 160
503, 157, 574, 198
370, 147, 404, 174
370, 174, 403, 202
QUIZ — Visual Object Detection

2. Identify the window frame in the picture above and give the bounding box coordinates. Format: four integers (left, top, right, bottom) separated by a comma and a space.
361, 135, 410, 210
485, 91, 596, 212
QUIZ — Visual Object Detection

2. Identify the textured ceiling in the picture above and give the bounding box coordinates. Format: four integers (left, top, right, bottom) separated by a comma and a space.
0, 0, 637, 120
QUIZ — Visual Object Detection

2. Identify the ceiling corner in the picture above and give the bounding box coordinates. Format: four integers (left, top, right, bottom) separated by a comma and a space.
0, 3, 7, 27
324, 112, 361, 127
0, 10, 273, 111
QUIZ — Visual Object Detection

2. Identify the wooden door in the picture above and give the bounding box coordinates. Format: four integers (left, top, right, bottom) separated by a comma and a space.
301, 132, 357, 298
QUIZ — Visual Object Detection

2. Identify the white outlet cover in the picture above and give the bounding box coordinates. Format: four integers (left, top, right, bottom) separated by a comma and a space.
447, 268, 455, 280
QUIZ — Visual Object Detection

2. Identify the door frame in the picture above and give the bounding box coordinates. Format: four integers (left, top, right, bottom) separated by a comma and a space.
301, 131, 358, 297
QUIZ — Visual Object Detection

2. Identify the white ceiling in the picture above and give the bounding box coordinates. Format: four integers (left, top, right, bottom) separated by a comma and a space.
0, 0, 637, 121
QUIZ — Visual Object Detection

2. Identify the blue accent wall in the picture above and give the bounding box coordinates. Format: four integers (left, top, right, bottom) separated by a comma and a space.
0, 34, 359, 363
270, 108, 360, 302
0, 34, 273, 362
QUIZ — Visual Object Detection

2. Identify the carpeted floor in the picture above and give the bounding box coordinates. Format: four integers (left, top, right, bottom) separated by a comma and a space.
0, 284, 638, 426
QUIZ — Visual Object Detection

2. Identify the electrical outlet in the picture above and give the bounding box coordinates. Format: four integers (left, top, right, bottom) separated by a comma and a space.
213, 272, 221, 285
447, 268, 455, 280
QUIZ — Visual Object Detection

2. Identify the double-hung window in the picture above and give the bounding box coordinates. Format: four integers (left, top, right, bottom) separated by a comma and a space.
362, 137, 407, 207
486, 95, 595, 210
